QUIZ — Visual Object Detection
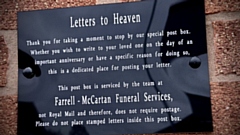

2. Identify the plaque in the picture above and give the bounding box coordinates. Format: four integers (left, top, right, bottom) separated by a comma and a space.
18, 0, 213, 135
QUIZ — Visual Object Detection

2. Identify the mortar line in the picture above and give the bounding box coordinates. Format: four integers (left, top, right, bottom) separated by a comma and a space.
206, 11, 240, 22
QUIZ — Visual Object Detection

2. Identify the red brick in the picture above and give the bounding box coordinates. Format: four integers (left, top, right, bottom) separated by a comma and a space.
0, 0, 96, 30
210, 82, 240, 135
0, 0, 18, 30
0, 35, 8, 87
213, 20, 240, 75
205, 0, 240, 14
0, 95, 17, 135
18, 0, 96, 11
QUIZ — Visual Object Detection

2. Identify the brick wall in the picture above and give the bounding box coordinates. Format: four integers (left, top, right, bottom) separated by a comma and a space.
0, 0, 239, 135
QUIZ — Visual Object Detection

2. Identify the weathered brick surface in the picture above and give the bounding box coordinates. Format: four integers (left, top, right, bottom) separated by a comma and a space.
0, 35, 8, 87
0, 0, 96, 30
0, 0, 18, 30
210, 82, 240, 135
213, 19, 240, 75
18, 0, 96, 11
0, 95, 17, 135
205, 0, 240, 14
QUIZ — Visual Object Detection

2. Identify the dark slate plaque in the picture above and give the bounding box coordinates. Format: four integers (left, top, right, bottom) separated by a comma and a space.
17, 0, 213, 135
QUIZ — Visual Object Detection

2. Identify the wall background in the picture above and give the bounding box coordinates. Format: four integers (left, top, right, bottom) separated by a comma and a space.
0, 0, 239, 135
